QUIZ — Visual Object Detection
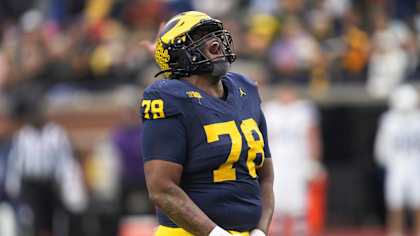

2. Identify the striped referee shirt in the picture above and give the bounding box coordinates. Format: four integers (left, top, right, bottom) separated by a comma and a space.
6, 122, 74, 196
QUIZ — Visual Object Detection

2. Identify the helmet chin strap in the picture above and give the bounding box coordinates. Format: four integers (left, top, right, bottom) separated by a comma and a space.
154, 69, 173, 78
193, 57, 229, 76
154, 57, 230, 79
210, 59, 230, 78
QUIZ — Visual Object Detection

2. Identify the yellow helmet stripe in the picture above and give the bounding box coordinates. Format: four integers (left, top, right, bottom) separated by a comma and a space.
160, 11, 212, 44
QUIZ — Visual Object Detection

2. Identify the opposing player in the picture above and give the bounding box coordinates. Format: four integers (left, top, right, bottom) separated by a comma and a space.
140, 11, 274, 236
263, 86, 323, 236
375, 84, 420, 236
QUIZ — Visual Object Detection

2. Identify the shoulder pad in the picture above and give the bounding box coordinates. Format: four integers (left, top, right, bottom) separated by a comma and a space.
227, 72, 258, 89
141, 80, 186, 120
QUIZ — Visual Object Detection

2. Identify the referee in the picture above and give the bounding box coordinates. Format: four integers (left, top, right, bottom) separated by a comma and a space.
5, 87, 87, 236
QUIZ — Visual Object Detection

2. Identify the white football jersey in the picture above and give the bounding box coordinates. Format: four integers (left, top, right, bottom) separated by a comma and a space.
375, 110, 420, 169
376, 110, 420, 209
263, 99, 319, 214
263, 99, 319, 168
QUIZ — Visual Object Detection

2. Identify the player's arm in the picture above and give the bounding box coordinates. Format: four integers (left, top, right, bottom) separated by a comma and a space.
255, 158, 274, 234
374, 114, 391, 167
304, 104, 326, 181
253, 111, 274, 235
142, 117, 229, 236
308, 123, 322, 161
145, 159, 217, 235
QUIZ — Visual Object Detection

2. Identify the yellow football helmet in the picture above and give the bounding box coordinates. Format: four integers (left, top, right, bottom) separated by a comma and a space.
154, 11, 236, 78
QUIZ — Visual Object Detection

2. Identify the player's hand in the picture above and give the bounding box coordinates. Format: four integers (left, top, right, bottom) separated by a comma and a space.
250, 228, 266, 236
139, 22, 165, 56
139, 40, 156, 55
208, 226, 234, 236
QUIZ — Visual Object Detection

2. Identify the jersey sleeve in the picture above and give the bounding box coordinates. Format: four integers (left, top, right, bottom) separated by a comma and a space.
259, 109, 271, 159
141, 86, 187, 165
140, 88, 182, 120
142, 116, 187, 165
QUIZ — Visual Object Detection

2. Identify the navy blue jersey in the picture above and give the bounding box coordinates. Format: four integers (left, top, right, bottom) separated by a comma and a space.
140, 72, 271, 231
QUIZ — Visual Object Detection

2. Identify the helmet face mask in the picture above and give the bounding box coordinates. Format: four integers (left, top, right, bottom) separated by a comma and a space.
186, 28, 235, 65
154, 11, 236, 79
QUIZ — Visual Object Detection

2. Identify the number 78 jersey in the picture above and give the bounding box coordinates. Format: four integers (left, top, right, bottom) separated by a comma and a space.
140, 72, 271, 232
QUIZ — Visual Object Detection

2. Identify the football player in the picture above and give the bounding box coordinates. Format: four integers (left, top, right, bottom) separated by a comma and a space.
140, 11, 274, 236
375, 84, 420, 236
263, 86, 324, 236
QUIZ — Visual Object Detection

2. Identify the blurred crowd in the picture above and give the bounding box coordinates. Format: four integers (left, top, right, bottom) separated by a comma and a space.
0, 0, 420, 98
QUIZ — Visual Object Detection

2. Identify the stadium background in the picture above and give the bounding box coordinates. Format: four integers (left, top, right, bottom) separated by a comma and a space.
0, 0, 419, 235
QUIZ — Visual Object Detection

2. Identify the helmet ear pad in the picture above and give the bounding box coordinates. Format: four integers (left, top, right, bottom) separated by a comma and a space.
188, 49, 213, 75
169, 46, 213, 77
194, 62, 213, 75
169, 47, 192, 75
167, 49, 195, 77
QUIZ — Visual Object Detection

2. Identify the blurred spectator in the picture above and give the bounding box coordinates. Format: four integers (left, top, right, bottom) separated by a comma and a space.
85, 139, 121, 236
0, 97, 17, 236
375, 84, 420, 236
367, 8, 417, 98
5, 86, 87, 236
191, 0, 239, 18
0, 0, 419, 96
307, 0, 335, 40
269, 17, 321, 82
0, 52, 12, 91
323, 0, 351, 20
278, 0, 306, 19
391, 0, 417, 21
263, 85, 324, 236
337, 8, 370, 81
123, 0, 169, 30
248, 0, 278, 15
110, 91, 152, 216
84, 0, 114, 26
83, 88, 152, 236
0, 99, 11, 204
0, 0, 35, 19
243, 14, 279, 58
